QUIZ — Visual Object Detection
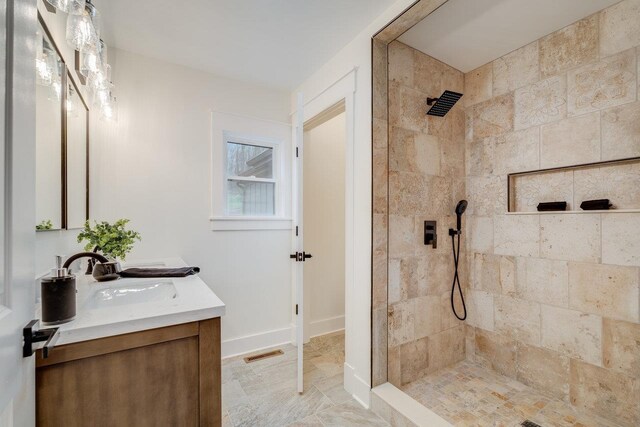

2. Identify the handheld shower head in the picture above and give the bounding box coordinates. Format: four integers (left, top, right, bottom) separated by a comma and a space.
449, 200, 469, 321
455, 200, 468, 231
455, 200, 468, 216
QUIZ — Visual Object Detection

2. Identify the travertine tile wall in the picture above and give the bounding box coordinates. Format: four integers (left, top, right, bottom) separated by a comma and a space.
372, 37, 389, 388
386, 40, 467, 388
463, 1, 640, 425
371, 0, 452, 391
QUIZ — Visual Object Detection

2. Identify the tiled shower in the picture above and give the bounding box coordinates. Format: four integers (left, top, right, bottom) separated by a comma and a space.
374, 1, 640, 426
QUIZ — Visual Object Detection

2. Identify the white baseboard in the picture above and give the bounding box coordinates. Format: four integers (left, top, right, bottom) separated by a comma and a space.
344, 362, 371, 408
309, 315, 345, 338
222, 326, 292, 359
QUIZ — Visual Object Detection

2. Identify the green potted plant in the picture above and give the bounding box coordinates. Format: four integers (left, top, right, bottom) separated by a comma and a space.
77, 219, 142, 265
36, 219, 53, 231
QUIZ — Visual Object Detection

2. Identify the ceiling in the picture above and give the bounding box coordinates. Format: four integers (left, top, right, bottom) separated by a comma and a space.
398, 0, 621, 73
94, 0, 395, 90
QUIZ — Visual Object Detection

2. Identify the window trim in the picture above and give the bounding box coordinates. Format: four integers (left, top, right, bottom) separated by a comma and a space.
222, 132, 280, 217
209, 111, 292, 232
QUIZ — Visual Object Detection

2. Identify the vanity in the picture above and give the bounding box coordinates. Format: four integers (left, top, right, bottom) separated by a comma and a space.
34, 258, 225, 427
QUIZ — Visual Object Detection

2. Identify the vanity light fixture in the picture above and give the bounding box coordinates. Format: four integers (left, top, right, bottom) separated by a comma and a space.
51, 0, 117, 122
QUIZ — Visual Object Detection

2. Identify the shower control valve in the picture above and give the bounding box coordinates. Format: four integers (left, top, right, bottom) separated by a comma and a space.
424, 221, 437, 249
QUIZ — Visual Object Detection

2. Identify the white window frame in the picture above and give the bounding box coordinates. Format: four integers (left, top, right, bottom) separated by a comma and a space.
210, 111, 292, 231
222, 132, 281, 217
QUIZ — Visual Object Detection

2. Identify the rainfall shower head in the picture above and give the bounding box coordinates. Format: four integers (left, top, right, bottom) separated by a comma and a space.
426, 90, 463, 117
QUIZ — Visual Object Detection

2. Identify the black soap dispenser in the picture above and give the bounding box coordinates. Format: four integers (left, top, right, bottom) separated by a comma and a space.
41, 256, 76, 325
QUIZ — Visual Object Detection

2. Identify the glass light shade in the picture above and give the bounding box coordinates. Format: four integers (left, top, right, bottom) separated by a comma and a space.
66, 98, 76, 117
45, 0, 70, 12
50, 80, 62, 102
36, 33, 55, 86
80, 40, 107, 78
101, 95, 117, 122
86, 3, 102, 39
87, 63, 111, 91
98, 40, 108, 66
92, 85, 110, 108
66, 86, 80, 119
36, 48, 58, 86
80, 52, 98, 77
45, 0, 86, 13
67, 0, 86, 14
66, 9, 98, 53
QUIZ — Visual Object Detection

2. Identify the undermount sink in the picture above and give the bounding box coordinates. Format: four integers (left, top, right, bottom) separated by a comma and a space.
88, 280, 177, 309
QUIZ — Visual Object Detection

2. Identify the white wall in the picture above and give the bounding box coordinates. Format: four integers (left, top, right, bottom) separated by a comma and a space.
303, 113, 346, 338
292, 0, 418, 406
91, 48, 293, 357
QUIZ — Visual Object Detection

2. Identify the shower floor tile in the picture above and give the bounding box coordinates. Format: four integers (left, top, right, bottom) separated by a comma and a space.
401, 360, 621, 427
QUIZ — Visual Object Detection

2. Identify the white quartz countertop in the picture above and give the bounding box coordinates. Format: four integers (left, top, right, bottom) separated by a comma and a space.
36, 257, 225, 346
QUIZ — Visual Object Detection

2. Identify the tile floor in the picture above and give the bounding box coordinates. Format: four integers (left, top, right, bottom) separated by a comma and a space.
401, 360, 621, 427
222, 331, 390, 427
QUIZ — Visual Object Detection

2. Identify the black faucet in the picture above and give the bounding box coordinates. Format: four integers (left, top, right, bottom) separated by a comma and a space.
63, 252, 122, 282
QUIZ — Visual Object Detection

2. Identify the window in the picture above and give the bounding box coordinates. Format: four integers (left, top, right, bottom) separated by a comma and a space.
224, 137, 277, 216
210, 112, 291, 231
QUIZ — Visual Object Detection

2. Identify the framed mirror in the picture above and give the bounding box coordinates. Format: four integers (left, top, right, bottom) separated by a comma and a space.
65, 75, 89, 229
35, 21, 64, 231
35, 16, 90, 231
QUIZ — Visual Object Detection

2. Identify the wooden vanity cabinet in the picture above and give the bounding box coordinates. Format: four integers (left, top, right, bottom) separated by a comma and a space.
35, 318, 221, 427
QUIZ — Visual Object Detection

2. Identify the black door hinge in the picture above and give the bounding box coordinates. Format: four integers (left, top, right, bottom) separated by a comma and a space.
296, 147, 299, 157
295, 304, 298, 315
289, 251, 313, 262
295, 226, 298, 236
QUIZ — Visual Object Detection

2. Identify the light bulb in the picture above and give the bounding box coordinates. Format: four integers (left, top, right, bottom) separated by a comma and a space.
80, 51, 99, 77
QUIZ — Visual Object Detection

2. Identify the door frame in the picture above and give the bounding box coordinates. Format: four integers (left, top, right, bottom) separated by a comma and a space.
0, 0, 38, 425
290, 67, 357, 395
301, 100, 346, 345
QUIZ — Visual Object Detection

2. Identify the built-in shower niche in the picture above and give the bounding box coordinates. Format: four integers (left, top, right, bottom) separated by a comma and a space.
508, 157, 640, 213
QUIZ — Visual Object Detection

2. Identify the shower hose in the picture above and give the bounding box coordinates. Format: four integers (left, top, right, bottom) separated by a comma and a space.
450, 231, 467, 320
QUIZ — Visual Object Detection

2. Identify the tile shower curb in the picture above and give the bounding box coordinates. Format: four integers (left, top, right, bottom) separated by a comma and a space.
371, 383, 452, 427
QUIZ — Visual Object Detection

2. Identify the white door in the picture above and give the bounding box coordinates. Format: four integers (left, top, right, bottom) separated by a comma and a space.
0, 0, 37, 423
291, 93, 310, 394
